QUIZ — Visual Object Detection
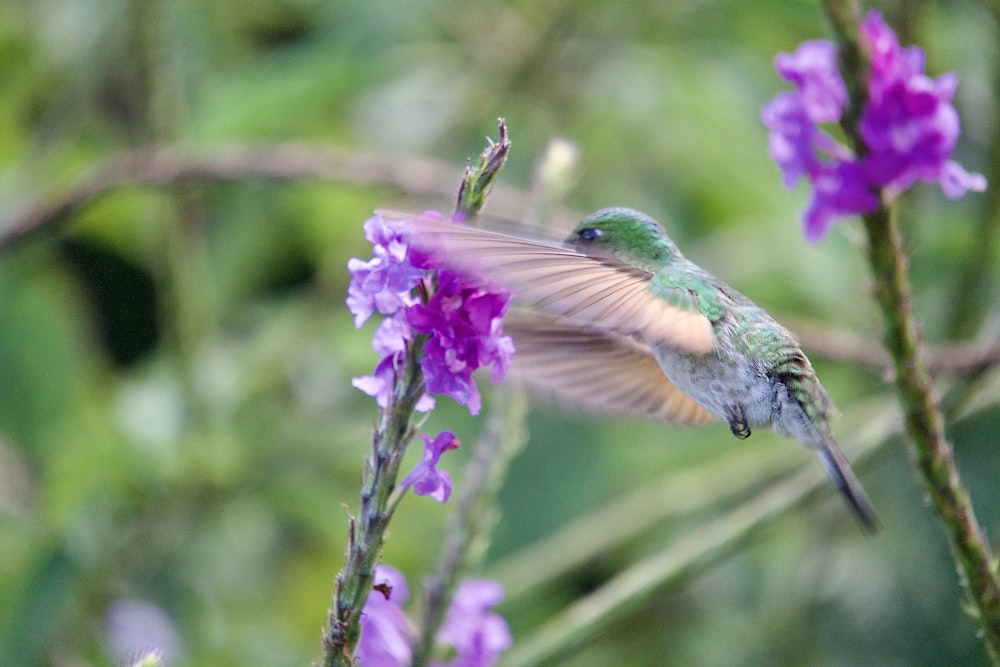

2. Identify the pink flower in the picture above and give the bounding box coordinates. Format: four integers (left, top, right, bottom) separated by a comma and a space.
762, 10, 985, 242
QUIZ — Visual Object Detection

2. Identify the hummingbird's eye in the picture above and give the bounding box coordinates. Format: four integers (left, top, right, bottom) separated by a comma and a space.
578, 228, 603, 242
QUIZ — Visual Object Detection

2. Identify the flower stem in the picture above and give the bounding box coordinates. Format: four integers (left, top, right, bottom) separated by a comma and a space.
411, 388, 529, 667
409, 121, 520, 665
860, 203, 1000, 664
823, 1, 1000, 661
322, 336, 428, 667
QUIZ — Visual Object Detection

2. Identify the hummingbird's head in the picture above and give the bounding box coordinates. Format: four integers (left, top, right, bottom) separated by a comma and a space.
568, 207, 683, 271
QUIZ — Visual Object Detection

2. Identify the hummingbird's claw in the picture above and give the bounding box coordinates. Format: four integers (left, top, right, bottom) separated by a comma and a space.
726, 406, 752, 439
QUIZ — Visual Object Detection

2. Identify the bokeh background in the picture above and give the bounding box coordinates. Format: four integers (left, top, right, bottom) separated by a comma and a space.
1, 1, 998, 665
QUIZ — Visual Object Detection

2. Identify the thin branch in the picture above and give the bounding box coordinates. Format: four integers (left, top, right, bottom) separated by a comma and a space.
323, 336, 428, 666
0, 143, 573, 248
786, 318, 1000, 377
6, 143, 1000, 384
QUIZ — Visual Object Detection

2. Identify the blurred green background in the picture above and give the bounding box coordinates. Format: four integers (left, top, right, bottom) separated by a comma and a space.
1, 0, 998, 665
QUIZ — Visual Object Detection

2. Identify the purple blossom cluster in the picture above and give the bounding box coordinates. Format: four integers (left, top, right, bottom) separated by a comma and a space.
762, 10, 986, 242
356, 565, 512, 667
348, 213, 514, 415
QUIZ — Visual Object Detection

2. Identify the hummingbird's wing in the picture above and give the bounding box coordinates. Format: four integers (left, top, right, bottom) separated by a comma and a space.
400, 214, 716, 355
503, 311, 716, 425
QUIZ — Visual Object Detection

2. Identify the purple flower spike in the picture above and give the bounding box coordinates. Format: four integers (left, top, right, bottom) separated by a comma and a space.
762, 10, 985, 242
433, 579, 512, 667
400, 431, 460, 503
347, 212, 513, 414
357, 565, 414, 667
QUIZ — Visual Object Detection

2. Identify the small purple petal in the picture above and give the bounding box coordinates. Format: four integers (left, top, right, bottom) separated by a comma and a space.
357, 566, 414, 667
762, 92, 824, 188
346, 215, 427, 327
774, 40, 846, 122
804, 161, 880, 243
940, 160, 987, 198
411, 468, 452, 503
434, 579, 512, 667
400, 431, 460, 503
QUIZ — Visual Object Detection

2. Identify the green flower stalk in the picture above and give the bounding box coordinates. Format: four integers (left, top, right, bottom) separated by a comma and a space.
322, 123, 514, 666
767, 1, 1000, 661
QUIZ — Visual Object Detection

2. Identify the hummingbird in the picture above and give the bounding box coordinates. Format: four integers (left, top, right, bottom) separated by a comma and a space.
408, 207, 879, 532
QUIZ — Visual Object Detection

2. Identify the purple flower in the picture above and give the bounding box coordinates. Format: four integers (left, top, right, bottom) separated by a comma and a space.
433, 580, 512, 667
347, 216, 428, 328
400, 431, 460, 503
352, 313, 437, 412
357, 567, 511, 667
357, 565, 414, 667
857, 12, 970, 197
408, 271, 514, 415
347, 213, 513, 414
773, 40, 846, 123
762, 10, 985, 242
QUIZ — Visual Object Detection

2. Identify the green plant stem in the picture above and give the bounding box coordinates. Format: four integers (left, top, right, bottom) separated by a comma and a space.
823, 1, 1000, 662
323, 121, 513, 666
859, 203, 1000, 665
322, 336, 428, 667
411, 388, 529, 667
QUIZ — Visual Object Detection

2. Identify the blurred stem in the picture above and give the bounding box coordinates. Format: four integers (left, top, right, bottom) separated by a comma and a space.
492, 396, 896, 602
412, 388, 529, 667
496, 400, 895, 665
163, 187, 216, 428
500, 462, 847, 667
411, 123, 520, 665
134, 0, 219, 431
0, 143, 578, 248
322, 336, 427, 667
824, 1, 1000, 662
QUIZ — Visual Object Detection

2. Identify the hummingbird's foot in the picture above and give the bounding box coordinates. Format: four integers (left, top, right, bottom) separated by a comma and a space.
725, 405, 752, 439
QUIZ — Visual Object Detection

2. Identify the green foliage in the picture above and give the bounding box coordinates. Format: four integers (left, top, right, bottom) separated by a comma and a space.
0, 1, 998, 665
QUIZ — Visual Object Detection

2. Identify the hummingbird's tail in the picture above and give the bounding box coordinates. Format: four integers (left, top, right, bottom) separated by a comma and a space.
814, 435, 880, 534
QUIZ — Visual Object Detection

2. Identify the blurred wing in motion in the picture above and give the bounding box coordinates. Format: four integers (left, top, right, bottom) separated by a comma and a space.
503, 310, 716, 425
396, 212, 716, 356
